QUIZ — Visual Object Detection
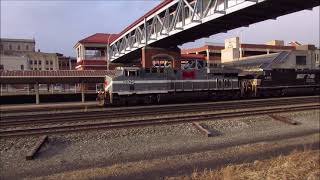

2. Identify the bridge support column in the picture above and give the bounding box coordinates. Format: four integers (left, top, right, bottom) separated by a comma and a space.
35, 82, 40, 104
81, 83, 85, 103
27, 84, 30, 95
51, 84, 54, 94
141, 46, 181, 69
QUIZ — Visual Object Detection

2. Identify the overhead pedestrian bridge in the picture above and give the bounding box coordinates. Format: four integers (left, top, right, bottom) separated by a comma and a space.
108, 0, 319, 63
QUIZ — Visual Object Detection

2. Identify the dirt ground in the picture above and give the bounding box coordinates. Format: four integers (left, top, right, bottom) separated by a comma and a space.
167, 149, 320, 180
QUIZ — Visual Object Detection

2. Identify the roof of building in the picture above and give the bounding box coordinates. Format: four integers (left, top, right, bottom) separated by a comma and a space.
78, 33, 118, 44
76, 60, 108, 66
224, 51, 291, 70
0, 70, 116, 77
181, 45, 224, 54
0, 38, 35, 43
0, 70, 117, 83
288, 41, 302, 46
240, 44, 294, 50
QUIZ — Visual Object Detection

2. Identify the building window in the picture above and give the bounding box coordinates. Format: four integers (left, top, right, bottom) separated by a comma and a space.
34, 67, 37, 70
46, 60, 49, 65
50, 61, 53, 65
9, 44, 12, 50
39, 60, 42, 65
77, 48, 80, 58
26, 45, 29, 51
296, 56, 307, 65
34, 61, 38, 65
39, 67, 42, 70
29, 60, 33, 65
0, 45, 3, 51
18, 45, 20, 50
0, 64, 4, 70
21, 65, 24, 70
50, 68, 53, 70
46, 68, 49, 70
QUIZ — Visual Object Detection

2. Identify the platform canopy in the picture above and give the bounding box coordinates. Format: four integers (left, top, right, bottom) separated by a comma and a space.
0, 70, 117, 84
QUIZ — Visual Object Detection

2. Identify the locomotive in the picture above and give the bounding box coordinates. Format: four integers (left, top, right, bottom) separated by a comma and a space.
97, 64, 320, 106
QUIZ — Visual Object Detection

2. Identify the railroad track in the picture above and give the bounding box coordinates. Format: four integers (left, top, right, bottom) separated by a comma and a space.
1, 95, 318, 116
0, 104, 318, 137
1, 96, 318, 128
0, 103, 101, 115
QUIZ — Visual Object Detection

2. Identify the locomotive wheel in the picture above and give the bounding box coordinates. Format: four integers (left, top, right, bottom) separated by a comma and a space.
144, 95, 153, 104
97, 99, 105, 107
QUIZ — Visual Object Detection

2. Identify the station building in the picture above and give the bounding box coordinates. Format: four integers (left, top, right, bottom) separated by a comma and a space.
74, 33, 123, 70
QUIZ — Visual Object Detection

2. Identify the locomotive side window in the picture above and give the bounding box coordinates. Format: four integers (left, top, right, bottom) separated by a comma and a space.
129, 71, 136, 77
124, 70, 139, 77
296, 56, 307, 65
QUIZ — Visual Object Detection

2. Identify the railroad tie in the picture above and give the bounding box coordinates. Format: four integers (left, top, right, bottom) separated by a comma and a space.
192, 122, 213, 137
26, 135, 48, 160
268, 114, 300, 125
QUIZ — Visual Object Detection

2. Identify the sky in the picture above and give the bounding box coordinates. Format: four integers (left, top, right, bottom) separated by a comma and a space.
1, 0, 319, 57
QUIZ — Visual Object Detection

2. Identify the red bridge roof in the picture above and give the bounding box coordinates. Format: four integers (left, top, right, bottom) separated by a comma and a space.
79, 33, 118, 44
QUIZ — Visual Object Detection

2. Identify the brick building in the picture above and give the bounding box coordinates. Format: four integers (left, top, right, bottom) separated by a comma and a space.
57, 53, 77, 70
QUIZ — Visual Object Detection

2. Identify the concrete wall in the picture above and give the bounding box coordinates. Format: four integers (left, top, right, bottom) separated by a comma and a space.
221, 37, 241, 63
221, 48, 240, 63
0, 55, 29, 70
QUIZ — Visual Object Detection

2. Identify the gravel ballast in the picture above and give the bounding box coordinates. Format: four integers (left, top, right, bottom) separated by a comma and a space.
0, 110, 319, 179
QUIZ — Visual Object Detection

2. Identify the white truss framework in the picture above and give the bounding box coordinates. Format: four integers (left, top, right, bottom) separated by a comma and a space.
109, 0, 263, 61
